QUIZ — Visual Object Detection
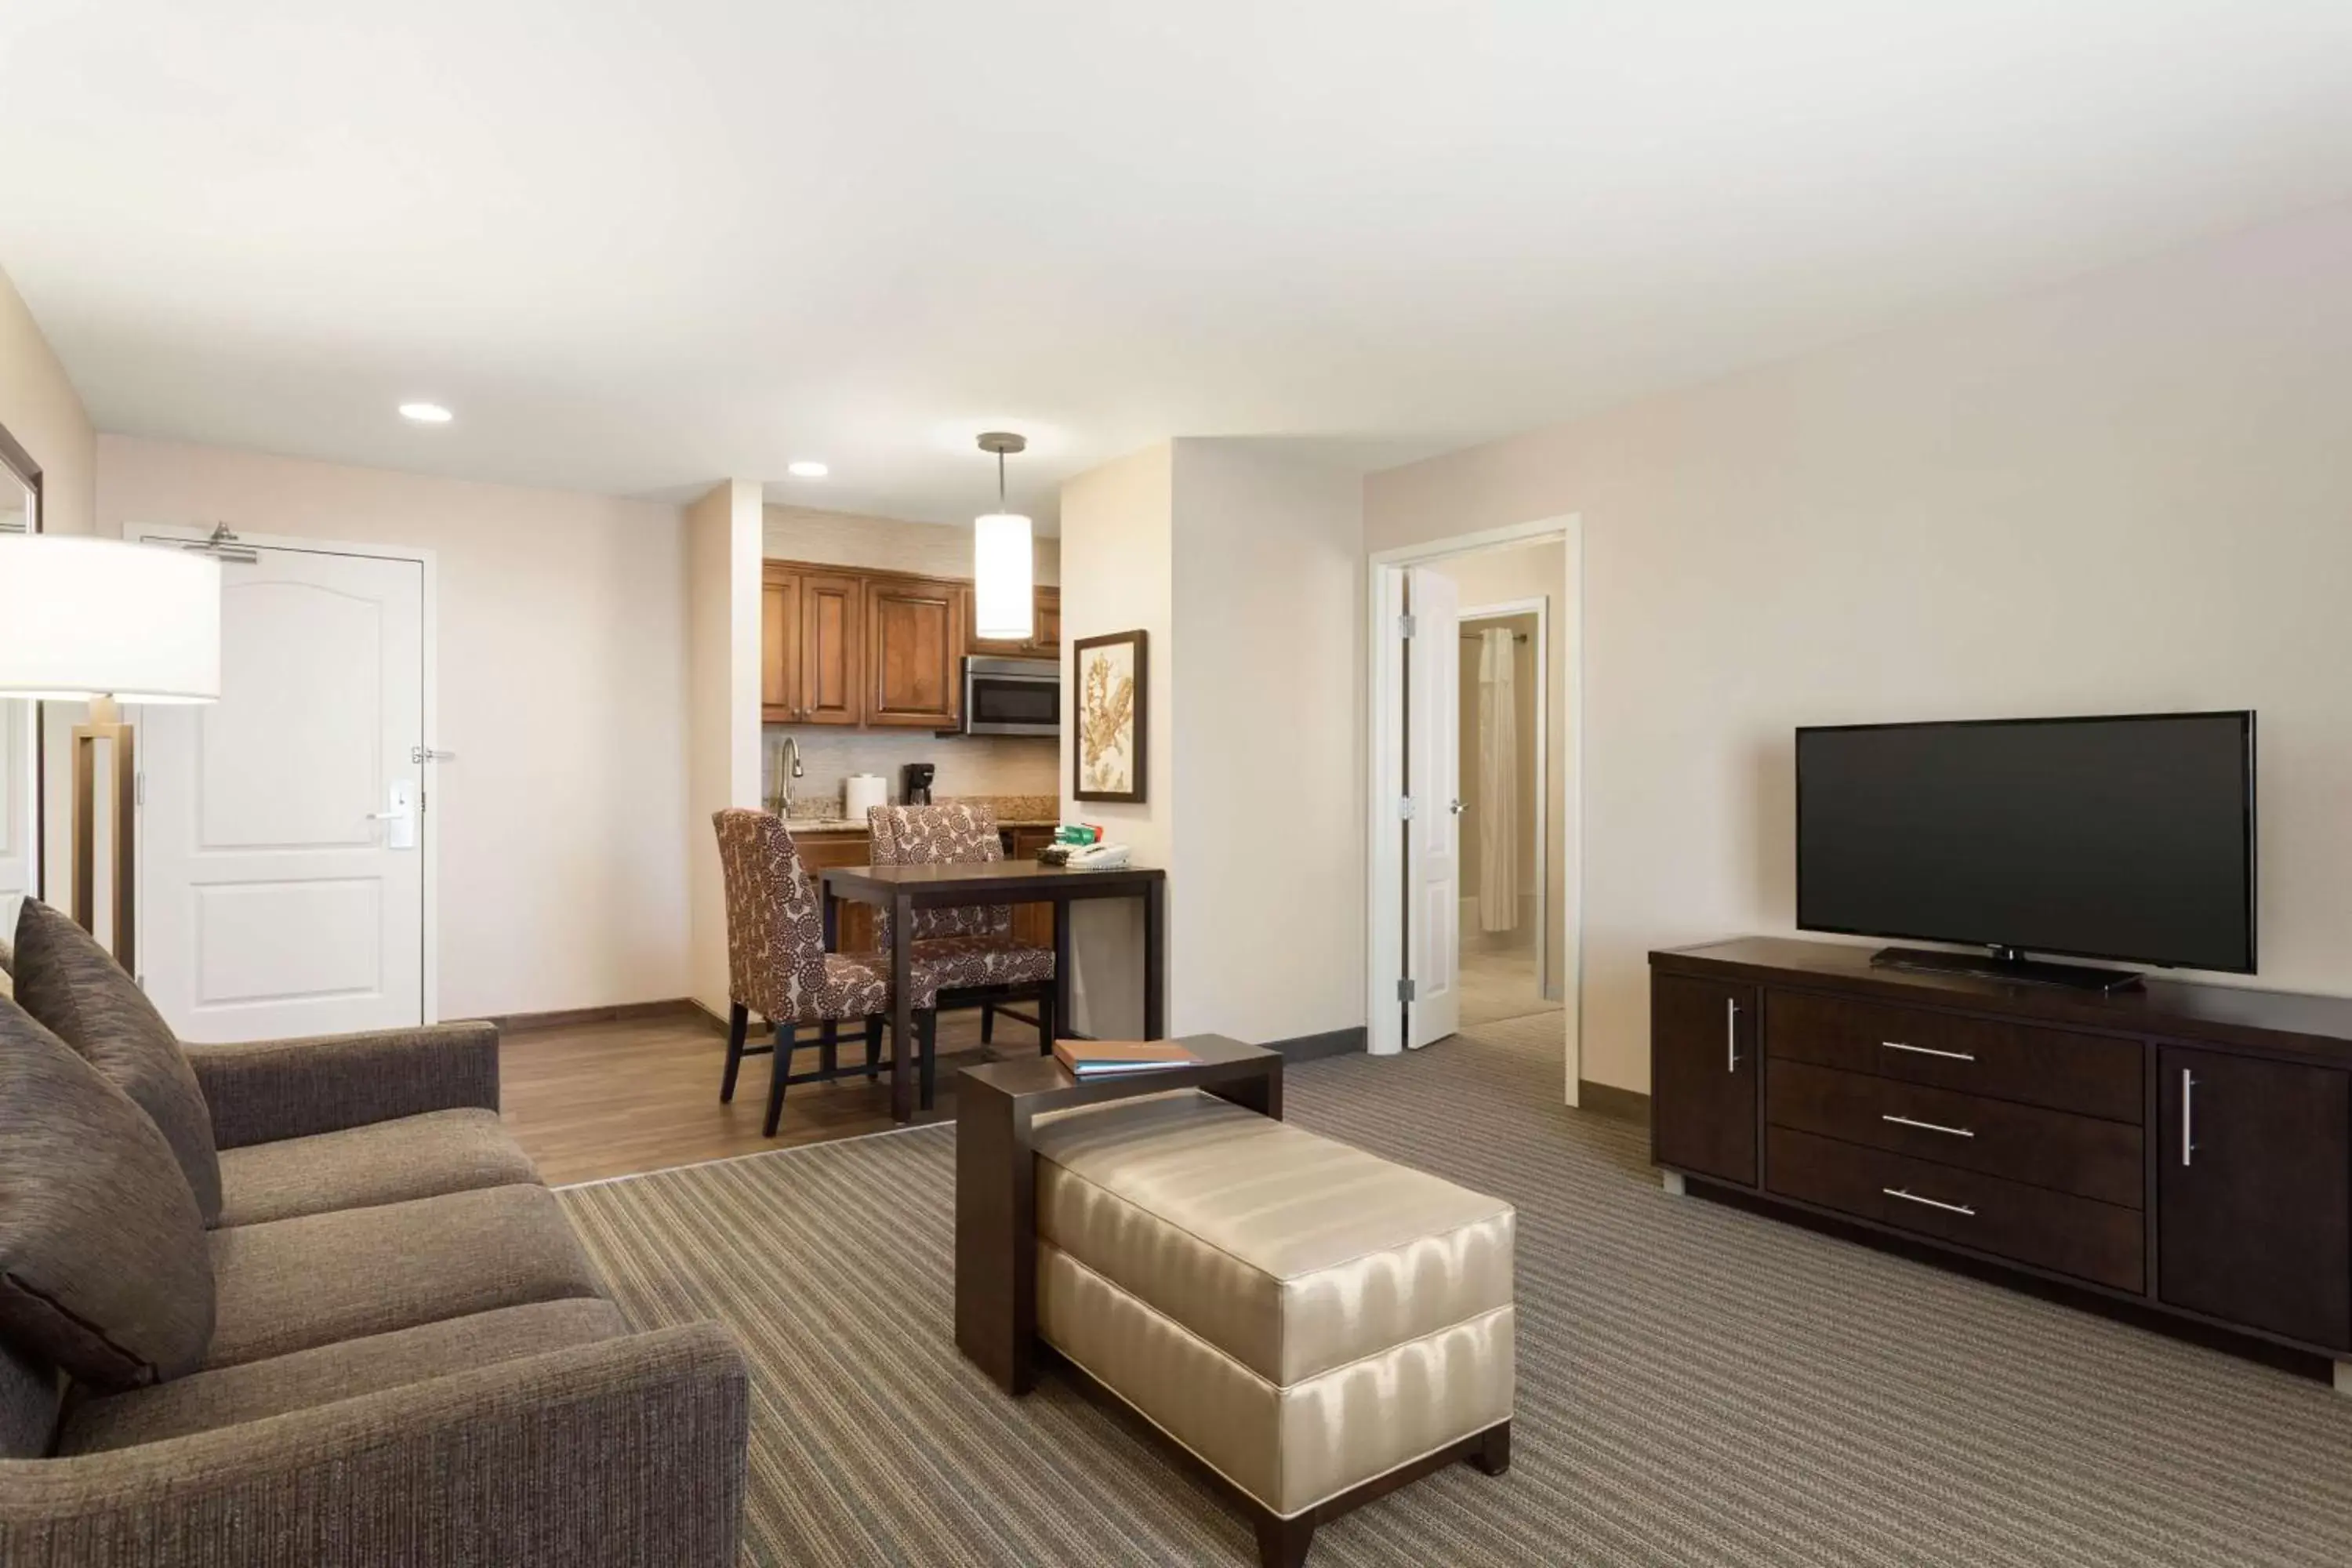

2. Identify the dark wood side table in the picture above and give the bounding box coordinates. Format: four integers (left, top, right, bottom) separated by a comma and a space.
954, 1035, 1281, 1396
821, 860, 1169, 1123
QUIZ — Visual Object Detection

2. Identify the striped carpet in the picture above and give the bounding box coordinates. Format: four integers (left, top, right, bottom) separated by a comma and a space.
558, 1013, 2352, 1566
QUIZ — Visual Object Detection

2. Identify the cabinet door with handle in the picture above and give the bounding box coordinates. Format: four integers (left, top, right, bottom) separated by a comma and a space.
760, 571, 800, 723
798, 572, 862, 725
1651, 973, 1760, 1187
2158, 1047, 2351, 1349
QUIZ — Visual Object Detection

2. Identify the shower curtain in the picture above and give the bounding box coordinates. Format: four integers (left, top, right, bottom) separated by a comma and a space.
1476, 626, 1519, 933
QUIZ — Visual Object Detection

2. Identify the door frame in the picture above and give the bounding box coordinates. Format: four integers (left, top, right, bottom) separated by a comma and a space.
1458, 594, 1551, 1002
132, 524, 442, 1025
1365, 514, 1583, 1106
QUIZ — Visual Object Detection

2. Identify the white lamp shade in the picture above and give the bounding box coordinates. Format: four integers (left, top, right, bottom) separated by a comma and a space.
0, 535, 222, 702
973, 512, 1035, 642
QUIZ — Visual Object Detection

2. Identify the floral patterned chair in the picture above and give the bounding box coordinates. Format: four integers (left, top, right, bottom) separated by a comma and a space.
867, 803, 1058, 1107
712, 808, 921, 1135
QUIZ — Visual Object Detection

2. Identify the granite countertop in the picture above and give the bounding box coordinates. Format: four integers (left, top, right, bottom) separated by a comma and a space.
780, 793, 1059, 835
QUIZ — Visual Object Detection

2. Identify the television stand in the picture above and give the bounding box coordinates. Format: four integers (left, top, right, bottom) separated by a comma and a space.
1870, 945, 2144, 994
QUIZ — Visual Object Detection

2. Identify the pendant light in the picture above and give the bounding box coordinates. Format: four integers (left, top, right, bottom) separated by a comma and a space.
973, 431, 1034, 643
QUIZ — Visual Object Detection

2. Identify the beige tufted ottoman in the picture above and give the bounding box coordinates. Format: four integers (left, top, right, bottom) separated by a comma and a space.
1029, 1091, 1515, 1567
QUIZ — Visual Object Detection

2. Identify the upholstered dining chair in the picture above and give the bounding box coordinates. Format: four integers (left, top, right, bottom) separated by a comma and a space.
712, 808, 921, 1135
866, 802, 1057, 1105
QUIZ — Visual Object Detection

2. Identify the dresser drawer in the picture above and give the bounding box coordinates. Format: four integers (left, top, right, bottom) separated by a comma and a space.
1767, 1059, 2143, 1208
1766, 989, 2143, 1122
1766, 1127, 2144, 1292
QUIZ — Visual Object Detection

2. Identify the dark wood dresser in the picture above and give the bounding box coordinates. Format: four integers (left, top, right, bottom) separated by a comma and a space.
1651, 938, 2352, 1374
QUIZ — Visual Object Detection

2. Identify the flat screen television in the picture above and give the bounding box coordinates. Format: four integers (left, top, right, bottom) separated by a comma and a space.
1795, 711, 2255, 986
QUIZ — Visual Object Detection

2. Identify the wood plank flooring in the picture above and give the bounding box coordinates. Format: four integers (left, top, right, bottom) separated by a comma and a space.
499, 1004, 1034, 1186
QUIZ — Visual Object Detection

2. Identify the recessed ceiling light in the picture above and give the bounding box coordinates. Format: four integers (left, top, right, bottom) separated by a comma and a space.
787, 459, 829, 478
398, 402, 453, 424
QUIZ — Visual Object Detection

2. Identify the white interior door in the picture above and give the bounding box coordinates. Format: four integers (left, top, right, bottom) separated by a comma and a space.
1406, 566, 1461, 1048
138, 538, 426, 1041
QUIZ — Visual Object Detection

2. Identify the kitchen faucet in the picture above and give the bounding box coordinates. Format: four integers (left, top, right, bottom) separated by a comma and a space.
777, 734, 804, 809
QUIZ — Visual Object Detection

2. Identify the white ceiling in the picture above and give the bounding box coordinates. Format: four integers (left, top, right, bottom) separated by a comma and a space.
4, 2, 2350, 527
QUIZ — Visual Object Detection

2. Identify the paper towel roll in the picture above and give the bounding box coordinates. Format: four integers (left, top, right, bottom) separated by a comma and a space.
843, 774, 887, 822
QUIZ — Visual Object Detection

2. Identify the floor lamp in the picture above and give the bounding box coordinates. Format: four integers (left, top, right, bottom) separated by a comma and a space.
0, 535, 220, 974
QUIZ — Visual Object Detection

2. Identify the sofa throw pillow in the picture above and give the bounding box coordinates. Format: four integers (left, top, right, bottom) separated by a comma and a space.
11, 898, 223, 1225
0, 993, 216, 1391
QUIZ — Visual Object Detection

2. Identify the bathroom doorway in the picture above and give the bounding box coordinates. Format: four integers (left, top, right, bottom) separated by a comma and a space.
1456, 599, 1553, 1029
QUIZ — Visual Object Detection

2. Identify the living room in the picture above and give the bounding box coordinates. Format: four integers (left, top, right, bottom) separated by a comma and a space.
6, 5, 2352, 1565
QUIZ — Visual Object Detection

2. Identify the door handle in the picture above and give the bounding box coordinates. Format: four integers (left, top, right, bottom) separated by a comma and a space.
372, 782, 418, 850
2181, 1069, 2197, 1167
1726, 998, 1740, 1072
1449, 799, 1467, 816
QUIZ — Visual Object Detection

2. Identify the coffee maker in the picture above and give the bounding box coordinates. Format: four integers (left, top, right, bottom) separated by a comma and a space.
901, 762, 935, 805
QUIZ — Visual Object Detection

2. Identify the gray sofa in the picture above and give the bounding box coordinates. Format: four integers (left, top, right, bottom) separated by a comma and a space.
0, 900, 749, 1566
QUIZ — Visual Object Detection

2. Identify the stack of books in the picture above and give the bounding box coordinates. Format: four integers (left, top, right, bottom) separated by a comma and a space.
1051, 1040, 1200, 1080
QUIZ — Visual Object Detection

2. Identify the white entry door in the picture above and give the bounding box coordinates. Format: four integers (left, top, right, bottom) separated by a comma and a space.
1405, 566, 1461, 1048
138, 536, 427, 1041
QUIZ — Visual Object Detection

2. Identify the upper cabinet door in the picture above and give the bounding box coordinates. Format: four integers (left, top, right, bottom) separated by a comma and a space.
864, 575, 961, 728
2158, 1047, 2352, 1349
1031, 586, 1061, 654
1651, 973, 1761, 1187
964, 583, 1062, 659
798, 572, 862, 726
761, 569, 799, 722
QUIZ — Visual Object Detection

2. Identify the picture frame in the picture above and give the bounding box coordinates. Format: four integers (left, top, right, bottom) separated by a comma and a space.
1072, 628, 1147, 804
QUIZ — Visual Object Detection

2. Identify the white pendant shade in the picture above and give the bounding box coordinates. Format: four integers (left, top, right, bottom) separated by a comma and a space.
0, 534, 222, 702
973, 512, 1035, 642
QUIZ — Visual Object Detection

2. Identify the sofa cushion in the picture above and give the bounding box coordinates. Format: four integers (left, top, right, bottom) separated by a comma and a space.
11, 898, 223, 1225
0, 994, 216, 1392
204, 1183, 605, 1370
216, 1107, 543, 1227
1, 1335, 59, 1460
1031, 1091, 1515, 1385
59, 1297, 628, 1454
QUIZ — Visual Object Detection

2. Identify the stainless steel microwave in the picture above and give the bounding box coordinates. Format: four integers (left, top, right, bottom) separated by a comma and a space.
962, 656, 1059, 736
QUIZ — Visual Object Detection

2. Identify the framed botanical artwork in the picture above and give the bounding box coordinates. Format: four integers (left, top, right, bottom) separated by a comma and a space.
1073, 629, 1146, 803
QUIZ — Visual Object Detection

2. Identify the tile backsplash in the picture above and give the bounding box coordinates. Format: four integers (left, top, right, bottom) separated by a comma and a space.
763, 728, 1056, 811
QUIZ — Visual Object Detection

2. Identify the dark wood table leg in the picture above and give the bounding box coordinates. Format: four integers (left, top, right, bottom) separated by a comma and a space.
1206, 1058, 1283, 1121
955, 1074, 1036, 1395
1142, 877, 1167, 1040
1051, 895, 1071, 1044
891, 889, 915, 1123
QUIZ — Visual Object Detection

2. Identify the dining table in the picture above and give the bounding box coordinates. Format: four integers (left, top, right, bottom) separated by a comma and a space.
818, 859, 1168, 1123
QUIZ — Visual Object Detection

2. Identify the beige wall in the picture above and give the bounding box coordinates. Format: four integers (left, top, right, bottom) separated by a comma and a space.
1058, 438, 1367, 1046
687, 481, 764, 1015
1169, 439, 1366, 1044
93, 434, 693, 1018
1429, 542, 1571, 999
0, 262, 94, 535
1367, 201, 2352, 1094
1057, 444, 1174, 1038
764, 503, 1060, 585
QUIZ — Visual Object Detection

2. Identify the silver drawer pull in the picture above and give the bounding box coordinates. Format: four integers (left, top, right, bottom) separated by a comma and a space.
1882, 1040, 1976, 1062
1884, 1187, 1976, 1217
1882, 1112, 1974, 1139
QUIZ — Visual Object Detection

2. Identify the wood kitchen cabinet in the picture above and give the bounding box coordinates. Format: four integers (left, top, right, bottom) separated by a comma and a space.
863, 575, 963, 728
761, 564, 862, 726
965, 583, 1062, 659
793, 829, 879, 954
1005, 826, 1058, 948
760, 569, 797, 722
